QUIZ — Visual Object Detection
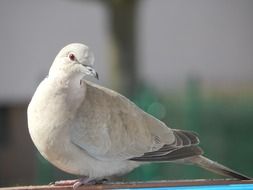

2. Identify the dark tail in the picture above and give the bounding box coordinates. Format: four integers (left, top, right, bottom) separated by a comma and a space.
189, 155, 251, 180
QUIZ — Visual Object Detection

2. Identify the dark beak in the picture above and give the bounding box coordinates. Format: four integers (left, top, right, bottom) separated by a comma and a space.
85, 66, 99, 80
95, 71, 99, 80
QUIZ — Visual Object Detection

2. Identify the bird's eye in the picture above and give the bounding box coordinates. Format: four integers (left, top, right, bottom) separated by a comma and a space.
68, 53, 76, 61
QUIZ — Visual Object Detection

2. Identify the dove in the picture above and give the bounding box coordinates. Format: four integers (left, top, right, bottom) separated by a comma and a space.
27, 43, 251, 188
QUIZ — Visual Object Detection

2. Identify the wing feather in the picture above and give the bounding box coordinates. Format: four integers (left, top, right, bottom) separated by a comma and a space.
129, 129, 203, 162
70, 81, 175, 161
71, 81, 202, 162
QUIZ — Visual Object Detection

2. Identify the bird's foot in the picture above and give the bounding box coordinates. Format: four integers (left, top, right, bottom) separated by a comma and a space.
54, 177, 108, 189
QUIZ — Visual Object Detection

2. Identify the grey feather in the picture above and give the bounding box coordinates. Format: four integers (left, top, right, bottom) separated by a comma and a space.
130, 130, 202, 161
188, 155, 252, 180
130, 146, 203, 162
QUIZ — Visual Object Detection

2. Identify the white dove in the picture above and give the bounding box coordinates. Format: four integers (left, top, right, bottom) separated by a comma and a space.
27, 43, 251, 188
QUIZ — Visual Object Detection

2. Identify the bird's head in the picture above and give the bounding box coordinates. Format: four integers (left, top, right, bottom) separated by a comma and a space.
49, 43, 98, 81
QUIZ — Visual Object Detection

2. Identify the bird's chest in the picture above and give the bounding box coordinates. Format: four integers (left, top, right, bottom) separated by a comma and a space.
28, 81, 85, 158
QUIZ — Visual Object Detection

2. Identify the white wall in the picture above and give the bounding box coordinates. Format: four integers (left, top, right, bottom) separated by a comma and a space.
138, 0, 253, 89
0, 0, 109, 103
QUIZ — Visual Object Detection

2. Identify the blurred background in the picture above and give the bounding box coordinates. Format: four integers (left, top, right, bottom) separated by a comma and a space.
0, 0, 253, 187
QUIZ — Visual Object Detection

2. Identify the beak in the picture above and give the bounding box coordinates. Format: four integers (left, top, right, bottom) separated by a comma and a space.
85, 66, 99, 80
95, 71, 99, 80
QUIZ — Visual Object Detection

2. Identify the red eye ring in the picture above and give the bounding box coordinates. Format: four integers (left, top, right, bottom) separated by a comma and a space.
68, 53, 76, 61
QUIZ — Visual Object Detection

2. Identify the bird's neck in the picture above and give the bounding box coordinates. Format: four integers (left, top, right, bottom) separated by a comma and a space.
46, 72, 87, 116
48, 71, 85, 89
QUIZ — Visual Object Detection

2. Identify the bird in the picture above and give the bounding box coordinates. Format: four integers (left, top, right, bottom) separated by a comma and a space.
27, 43, 251, 188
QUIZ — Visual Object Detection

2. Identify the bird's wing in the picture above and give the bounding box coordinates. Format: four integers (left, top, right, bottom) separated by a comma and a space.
70, 81, 200, 161
130, 129, 203, 161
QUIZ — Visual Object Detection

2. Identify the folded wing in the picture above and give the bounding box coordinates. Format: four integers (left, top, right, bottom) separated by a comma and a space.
71, 81, 202, 162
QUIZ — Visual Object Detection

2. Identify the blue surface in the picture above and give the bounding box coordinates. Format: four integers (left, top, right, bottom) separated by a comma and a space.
117, 184, 253, 190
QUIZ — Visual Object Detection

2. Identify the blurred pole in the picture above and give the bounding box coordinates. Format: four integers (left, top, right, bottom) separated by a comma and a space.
105, 0, 139, 98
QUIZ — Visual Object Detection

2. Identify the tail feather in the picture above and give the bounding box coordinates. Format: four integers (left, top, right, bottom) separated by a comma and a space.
189, 155, 251, 180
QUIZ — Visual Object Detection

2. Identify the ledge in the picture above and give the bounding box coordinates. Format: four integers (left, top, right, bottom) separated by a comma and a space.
2, 179, 253, 190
